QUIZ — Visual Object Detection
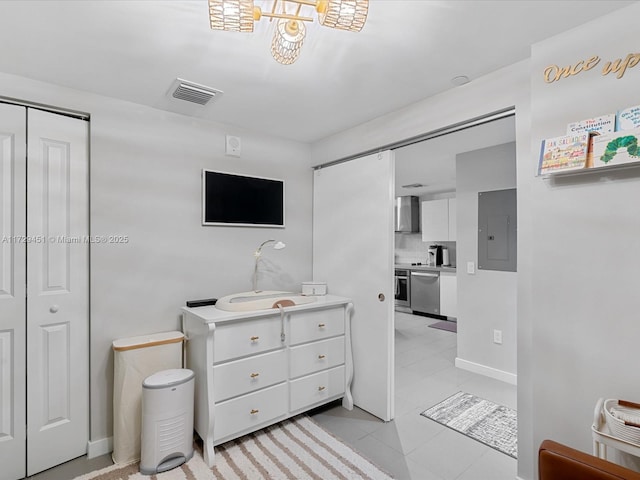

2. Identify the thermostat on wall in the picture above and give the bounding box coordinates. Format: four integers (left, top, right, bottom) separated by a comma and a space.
225, 135, 241, 157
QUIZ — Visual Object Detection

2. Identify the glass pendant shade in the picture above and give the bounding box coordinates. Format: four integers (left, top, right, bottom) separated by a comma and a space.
318, 0, 368, 32
209, 0, 255, 32
271, 19, 306, 65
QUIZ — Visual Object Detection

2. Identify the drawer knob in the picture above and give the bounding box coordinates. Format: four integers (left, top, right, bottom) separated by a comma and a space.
250, 336, 259, 342
318, 386, 326, 391
250, 409, 259, 415
318, 323, 326, 328
250, 372, 260, 378
318, 354, 326, 359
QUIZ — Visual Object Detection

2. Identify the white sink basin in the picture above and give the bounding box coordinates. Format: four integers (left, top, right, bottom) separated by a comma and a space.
215, 290, 317, 312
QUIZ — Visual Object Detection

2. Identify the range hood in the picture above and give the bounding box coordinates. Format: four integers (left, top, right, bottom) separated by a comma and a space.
395, 196, 420, 233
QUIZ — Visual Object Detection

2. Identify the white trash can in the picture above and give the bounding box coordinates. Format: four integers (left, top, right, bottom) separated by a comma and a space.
140, 369, 195, 475
112, 331, 184, 464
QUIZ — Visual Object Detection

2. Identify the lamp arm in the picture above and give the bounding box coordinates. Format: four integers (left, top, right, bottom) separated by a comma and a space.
253, 240, 275, 292
253, 256, 260, 292
255, 239, 276, 256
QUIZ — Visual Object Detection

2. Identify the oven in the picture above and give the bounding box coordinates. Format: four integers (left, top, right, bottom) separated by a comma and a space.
394, 269, 410, 308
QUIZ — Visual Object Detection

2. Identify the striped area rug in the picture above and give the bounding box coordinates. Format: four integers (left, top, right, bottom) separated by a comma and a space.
74, 415, 392, 480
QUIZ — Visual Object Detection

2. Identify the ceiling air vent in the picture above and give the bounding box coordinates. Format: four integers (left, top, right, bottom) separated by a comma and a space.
169, 78, 223, 106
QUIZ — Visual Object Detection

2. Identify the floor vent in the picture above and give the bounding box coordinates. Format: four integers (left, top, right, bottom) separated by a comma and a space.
169, 79, 223, 106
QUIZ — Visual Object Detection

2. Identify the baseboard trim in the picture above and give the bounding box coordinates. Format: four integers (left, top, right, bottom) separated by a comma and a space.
455, 357, 517, 385
87, 436, 113, 459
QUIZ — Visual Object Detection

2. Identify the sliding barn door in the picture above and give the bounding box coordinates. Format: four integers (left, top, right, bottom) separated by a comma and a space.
26, 109, 89, 476
313, 151, 395, 421
0, 103, 28, 480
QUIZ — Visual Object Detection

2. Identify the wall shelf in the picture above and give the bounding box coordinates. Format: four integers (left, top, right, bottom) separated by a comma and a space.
538, 160, 640, 178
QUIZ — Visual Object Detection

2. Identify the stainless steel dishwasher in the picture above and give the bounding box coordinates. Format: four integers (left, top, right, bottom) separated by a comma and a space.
410, 270, 440, 315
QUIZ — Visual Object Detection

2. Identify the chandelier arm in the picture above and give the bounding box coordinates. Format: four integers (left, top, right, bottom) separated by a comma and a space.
259, 12, 314, 22
285, 0, 318, 7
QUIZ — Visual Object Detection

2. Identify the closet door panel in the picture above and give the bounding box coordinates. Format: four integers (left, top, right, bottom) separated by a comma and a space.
0, 103, 27, 480
26, 109, 89, 476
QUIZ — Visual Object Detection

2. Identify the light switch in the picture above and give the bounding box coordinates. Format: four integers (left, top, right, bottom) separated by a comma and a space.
467, 261, 475, 274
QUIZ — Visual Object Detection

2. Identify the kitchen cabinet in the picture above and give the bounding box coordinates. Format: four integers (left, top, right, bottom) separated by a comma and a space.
440, 271, 457, 318
421, 198, 456, 241
448, 198, 457, 241
182, 296, 353, 467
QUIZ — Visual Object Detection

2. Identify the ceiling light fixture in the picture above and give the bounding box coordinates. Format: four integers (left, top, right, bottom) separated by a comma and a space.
208, 0, 369, 65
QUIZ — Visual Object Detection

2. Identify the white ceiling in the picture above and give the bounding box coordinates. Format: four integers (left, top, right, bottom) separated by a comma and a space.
0, 1, 634, 143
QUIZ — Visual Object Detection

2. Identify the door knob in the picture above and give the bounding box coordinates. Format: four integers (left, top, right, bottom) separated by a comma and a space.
50, 305, 59, 313
378, 293, 385, 302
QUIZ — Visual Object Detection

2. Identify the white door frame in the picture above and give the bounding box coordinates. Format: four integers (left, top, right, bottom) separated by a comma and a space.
0, 102, 28, 480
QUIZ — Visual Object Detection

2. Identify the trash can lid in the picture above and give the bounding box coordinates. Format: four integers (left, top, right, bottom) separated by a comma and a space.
143, 368, 194, 389
112, 331, 184, 352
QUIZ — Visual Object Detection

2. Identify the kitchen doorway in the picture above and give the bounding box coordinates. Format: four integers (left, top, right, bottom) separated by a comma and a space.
392, 113, 518, 385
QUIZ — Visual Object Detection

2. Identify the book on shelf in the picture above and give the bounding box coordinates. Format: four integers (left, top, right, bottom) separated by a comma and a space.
566, 114, 615, 135
591, 127, 640, 168
616, 104, 640, 131
538, 133, 590, 175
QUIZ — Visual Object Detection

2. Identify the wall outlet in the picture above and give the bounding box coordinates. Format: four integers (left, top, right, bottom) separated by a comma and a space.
493, 329, 503, 344
467, 261, 475, 274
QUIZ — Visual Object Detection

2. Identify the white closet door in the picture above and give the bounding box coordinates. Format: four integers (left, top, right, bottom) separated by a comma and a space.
313, 151, 395, 421
26, 109, 89, 476
0, 104, 27, 480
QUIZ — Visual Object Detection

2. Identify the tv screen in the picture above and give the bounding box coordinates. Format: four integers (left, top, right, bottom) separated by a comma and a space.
202, 170, 285, 227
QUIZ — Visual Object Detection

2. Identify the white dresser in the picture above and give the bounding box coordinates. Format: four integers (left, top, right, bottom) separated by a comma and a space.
182, 295, 353, 467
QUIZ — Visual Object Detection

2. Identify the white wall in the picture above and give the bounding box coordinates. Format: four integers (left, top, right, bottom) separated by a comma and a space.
311, 61, 528, 166
527, 2, 640, 473
0, 72, 314, 443
455, 142, 517, 382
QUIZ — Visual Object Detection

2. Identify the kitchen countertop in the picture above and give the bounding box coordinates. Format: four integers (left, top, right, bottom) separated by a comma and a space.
395, 263, 456, 272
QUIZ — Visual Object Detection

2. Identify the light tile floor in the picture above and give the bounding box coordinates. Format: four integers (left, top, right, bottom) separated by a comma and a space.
26, 311, 517, 480
309, 311, 518, 480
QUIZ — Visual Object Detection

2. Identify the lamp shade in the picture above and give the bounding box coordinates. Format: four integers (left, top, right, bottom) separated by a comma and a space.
318, 0, 369, 32
209, 0, 255, 32
271, 19, 306, 65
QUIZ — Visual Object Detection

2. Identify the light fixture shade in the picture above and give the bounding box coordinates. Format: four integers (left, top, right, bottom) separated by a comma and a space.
209, 0, 255, 32
318, 0, 369, 32
271, 19, 306, 65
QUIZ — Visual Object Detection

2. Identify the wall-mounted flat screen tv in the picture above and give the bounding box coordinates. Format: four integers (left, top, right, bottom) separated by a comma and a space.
202, 170, 285, 228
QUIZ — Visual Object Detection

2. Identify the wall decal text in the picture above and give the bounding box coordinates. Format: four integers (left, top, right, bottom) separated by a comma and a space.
543, 53, 640, 83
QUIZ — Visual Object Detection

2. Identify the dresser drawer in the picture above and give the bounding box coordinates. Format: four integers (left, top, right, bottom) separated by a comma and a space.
289, 308, 344, 346
214, 349, 286, 402
290, 366, 345, 412
213, 316, 282, 363
289, 337, 345, 379
214, 383, 287, 443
